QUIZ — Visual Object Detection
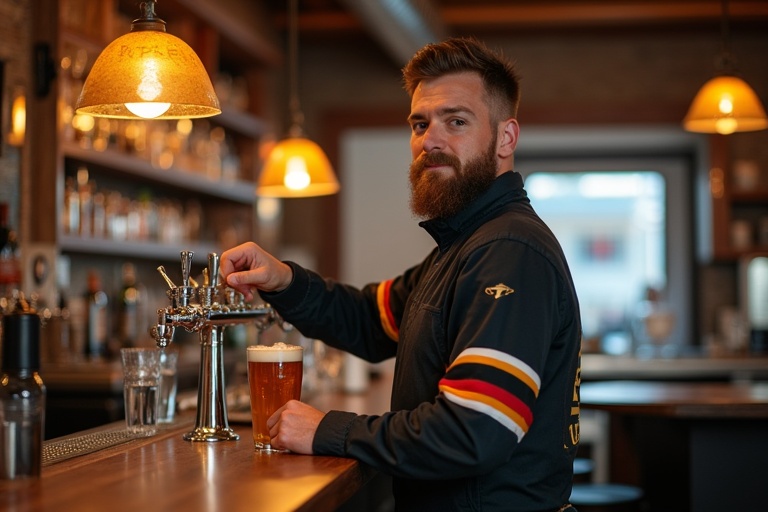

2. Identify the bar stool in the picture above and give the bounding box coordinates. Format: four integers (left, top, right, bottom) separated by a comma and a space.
572, 457, 595, 483
569, 483, 643, 512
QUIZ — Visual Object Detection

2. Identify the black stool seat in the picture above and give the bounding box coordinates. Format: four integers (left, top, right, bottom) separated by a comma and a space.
570, 483, 643, 510
573, 458, 595, 476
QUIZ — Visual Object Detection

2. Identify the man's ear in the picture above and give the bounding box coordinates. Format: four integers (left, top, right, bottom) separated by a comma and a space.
498, 118, 519, 159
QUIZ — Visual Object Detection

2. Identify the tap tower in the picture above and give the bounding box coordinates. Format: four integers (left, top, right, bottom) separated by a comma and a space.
151, 250, 288, 441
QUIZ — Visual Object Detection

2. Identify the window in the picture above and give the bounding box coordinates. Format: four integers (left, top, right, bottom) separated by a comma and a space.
516, 128, 698, 354
525, 170, 667, 353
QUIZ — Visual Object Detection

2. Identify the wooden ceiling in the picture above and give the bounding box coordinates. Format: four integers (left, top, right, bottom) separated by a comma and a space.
268, 0, 768, 35
138, 0, 768, 68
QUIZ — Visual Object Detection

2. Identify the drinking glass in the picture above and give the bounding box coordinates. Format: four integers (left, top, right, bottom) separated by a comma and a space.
247, 343, 303, 451
121, 348, 160, 437
157, 349, 179, 423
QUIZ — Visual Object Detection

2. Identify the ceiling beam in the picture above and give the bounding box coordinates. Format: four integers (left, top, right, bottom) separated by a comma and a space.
337, 0, 449, 65
441, 2, 768, 29
292, 1, 768, 34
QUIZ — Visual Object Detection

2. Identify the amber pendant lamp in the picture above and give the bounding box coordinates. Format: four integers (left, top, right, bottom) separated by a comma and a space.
257, 0, 339, 198
683, 0, 768, 134
75, 0, 220, 120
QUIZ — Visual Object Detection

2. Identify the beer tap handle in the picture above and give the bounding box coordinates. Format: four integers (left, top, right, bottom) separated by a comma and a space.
181, 251, 194, 287
208, 253, 220, 288
202, 268, 209, 287
157, 266, 177, 289
189, 276, 199, 288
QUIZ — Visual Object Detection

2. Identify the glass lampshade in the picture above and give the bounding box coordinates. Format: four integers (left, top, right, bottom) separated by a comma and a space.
75, 23, 220, 120
683, 75, 768, 135
258, 137, 339, 198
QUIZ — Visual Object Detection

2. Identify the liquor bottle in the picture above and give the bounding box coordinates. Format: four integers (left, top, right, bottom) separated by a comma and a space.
116, 262, 141, 349
77, 167, 92, 237
0, 204, 21, 297
0, 296, 46, 480
62, 177, 80, 235
0, 202, 9, 252
84, 270, 109, 359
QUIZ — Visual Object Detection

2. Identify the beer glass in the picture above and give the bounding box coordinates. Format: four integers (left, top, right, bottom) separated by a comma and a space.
247, 343, 303, 451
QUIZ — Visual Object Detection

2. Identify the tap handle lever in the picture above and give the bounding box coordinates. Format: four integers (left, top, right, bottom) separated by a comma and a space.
181, 251, 194, 287
208, 253, 220, 288
157, 266, 176, 289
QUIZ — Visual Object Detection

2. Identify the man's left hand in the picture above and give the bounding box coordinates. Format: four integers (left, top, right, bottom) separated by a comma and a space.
267, 400, 325, 454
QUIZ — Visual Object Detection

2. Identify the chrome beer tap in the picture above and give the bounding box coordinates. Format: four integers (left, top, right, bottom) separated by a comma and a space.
151, 250, 289, 442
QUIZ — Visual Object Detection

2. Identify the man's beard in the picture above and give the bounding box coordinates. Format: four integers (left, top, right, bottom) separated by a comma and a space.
409, 136, 499, 220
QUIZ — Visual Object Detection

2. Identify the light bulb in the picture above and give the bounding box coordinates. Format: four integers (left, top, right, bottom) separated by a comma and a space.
284, 156, 311, 190
125, 102, 172, 119
718, 95, 734, 115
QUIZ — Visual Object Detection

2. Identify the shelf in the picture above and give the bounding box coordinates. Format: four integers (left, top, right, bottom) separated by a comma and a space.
730, 190, 768, 204
165, 0, 282, 66
62, 144, 256, 204
59, 234, 220, 261
216, 109, 268, 139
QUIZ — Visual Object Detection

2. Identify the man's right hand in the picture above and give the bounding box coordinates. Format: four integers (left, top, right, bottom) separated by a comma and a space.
220, 242, 294, 300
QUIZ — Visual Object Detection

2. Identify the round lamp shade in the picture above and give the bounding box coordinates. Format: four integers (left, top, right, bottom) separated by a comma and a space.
683, 75, 768, 135
75, 29, 220, 119
258, 138, 340, 198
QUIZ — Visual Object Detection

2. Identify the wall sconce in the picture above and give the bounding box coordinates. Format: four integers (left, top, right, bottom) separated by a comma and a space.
683, 0, 767, 134
8, 87, 25, 146
257, 0, 339, 198
75, 0, 220, 120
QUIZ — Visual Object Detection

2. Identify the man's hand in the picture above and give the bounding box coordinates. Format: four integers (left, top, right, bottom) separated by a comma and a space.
267, 400, 326, 454
219, 242, 294, 300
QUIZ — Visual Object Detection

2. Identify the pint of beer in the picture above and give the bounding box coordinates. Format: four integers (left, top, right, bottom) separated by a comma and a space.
247, 343, 303, 451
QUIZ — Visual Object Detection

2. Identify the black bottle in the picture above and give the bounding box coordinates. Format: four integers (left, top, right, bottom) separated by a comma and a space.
0, 297, 46, 480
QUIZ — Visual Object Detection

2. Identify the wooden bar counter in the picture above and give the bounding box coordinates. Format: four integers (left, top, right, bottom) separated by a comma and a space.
0, 374, 394, 512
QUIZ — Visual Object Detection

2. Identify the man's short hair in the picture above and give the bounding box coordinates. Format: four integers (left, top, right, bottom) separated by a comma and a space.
402, 37, 521, 121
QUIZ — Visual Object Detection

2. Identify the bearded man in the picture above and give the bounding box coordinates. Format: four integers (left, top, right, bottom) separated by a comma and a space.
221, 37, 582, 512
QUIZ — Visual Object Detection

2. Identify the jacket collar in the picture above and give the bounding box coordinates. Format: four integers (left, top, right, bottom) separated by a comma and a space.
419, 171, 528, 252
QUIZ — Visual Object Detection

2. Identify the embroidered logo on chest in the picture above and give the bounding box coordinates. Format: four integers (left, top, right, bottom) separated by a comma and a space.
484, 283, 515, 299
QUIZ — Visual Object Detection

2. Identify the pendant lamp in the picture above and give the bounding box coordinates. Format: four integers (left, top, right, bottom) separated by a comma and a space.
75, 0, 220, 120
257, 0, 339, 198
683, 0, 768, 135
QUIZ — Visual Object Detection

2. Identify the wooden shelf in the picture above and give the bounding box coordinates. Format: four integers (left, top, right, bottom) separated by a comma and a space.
59, 234, 220, 261
216, 108, 268, 139
62, 144, 256, 204
730, 189, 768, 204
706, 133, 768, 262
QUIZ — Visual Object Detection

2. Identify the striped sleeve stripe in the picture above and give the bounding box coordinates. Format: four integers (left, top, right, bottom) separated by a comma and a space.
450, 347, 541, 397
376, 279, 399, 342
440, 377, 533, 427
440, 381, 529, 439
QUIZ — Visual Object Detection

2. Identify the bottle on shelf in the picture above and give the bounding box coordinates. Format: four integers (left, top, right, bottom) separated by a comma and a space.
84, 270, 109, 360
62, 177, 80, 235
0, 295, 46, 480
77, 167, 93, 237
0, 203, 9, 251
0, 203, 21, 297
115, 262, 142, 350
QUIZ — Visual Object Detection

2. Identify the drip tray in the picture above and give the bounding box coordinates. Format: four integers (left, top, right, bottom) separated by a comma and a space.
43, 428, 135, 466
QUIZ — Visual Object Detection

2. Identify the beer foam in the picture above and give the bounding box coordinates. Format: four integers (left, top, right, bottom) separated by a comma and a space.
247, 342, 303, 363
